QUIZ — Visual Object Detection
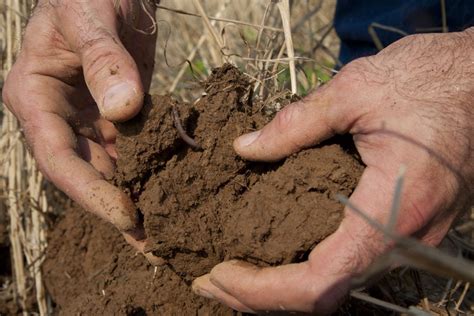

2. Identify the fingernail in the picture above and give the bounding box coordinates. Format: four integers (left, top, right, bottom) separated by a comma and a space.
103, 82, 136, 112
144, 253, 166, 266
195, 287, 215, 299
237, 130, 261, 147
192, 282, 215, 299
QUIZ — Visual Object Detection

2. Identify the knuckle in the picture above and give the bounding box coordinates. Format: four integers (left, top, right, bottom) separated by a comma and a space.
332, 56, 385, 93
273, 103, 303, 133
2, 64, 32, 120
344, 57, 369, 71
2, 81, 12, 111
4, 74, 42, 122
337, 57, 371, 82
2, 68, 19, 110
80, 35, 126, 80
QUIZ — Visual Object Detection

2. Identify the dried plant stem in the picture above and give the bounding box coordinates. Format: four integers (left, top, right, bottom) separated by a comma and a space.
156, 4, 282, 32
275, 0, 297, 94
168, 36, 206, 93
5, 1, 28, 314
2, 0, 49, 315
27, 159, 48, 316
192, 0, 227, 65
255, 0, 273, 63
440, 0, 448, 33
350, 291, 412, 314
168, 1, 229, 93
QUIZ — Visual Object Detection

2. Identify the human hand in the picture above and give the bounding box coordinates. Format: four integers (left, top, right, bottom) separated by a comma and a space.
193, 29, 474, 313
2, 0, 157, 252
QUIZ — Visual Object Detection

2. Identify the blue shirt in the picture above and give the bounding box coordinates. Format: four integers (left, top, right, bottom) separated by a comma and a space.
335, 0, 474, 64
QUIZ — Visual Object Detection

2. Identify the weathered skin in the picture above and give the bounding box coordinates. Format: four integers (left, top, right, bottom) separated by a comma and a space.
193, 29, 474, 314
2, 0, 157, 252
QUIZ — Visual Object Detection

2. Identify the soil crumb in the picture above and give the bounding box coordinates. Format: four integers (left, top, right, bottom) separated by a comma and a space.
43, 64, 363, 314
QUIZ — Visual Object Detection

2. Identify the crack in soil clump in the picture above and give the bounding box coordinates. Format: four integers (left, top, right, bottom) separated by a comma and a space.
114, 64, 364, 281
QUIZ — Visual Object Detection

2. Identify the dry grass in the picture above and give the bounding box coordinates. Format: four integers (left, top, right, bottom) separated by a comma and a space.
150, 0, 339, 101
0, 0, 472, 315
1, 0, 51, 315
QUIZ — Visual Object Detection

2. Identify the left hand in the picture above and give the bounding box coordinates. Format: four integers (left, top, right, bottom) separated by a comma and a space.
2, 0, 158, 257
192, 29, 474, 314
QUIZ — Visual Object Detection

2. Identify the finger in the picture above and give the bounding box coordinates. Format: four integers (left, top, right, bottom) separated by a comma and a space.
94, 117, 118, 159
41, 120, 138, 232
233, 61, 369, 162
58, 1, 144, 121
77, 136, 115, 179
193, 167, 396, 314
192, 274, 256, 313
22, 102, 139, 233
75, 105, 118, 160
195, 260, 342, 314
122, 233, 166, 266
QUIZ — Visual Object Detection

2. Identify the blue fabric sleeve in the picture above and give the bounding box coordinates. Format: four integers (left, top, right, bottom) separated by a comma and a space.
334, 0, 474, 64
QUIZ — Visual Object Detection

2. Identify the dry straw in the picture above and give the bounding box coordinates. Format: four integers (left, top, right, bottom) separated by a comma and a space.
1, 0, 50, 315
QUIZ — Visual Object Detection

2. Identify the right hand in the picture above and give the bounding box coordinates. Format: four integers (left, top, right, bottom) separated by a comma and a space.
193, 29, 474, 313
2, 0, 157, 253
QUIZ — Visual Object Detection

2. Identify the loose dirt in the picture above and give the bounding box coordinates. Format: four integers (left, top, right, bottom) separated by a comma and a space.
43, 209, 230, 315
43, 64, 363, 314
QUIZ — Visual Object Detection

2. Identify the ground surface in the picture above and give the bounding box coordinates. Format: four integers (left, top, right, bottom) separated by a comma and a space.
40, 65, 363, 314
43, 209, 231, 315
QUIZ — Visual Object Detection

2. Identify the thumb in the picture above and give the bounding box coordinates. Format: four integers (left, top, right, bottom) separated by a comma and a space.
61, 2, 144, 122
81, 36, 144, 122
234, 69, 363, 161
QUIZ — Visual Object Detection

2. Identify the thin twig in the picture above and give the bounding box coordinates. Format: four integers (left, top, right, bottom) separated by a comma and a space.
385, 165, 406, 242
350, 291, 430, 315
168, 1, 229, 93
156, 4, 283, 32
368, 22, 408, 51
455, 282, 470, 311
440, 0, 448, 33
276, 0, 297, 94
192, 0, 227, 64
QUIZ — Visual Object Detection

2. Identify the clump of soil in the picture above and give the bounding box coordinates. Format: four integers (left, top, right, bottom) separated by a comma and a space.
43, 65, 363, 314
114, 64, 364, 280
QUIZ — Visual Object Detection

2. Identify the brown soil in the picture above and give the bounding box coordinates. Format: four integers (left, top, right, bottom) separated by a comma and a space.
43, 64, 364, 314
114, 64, 363, 279
43, 208, 231, 315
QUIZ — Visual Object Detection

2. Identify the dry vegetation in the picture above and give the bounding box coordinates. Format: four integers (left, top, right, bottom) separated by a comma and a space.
0, 0, 473, 315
